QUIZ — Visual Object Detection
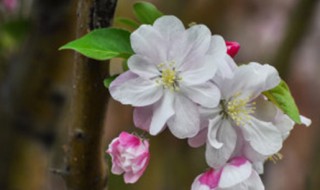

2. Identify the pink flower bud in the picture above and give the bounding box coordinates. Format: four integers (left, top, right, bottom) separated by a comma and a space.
3, 0, 17, 12
106, 132, 150, 184
191, 157, 264, 190
226, 41, 240, 58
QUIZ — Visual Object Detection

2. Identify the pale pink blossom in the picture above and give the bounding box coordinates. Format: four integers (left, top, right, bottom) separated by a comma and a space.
191, 157, 264, 190
106, 132, 150, 184
110, 16, 226, 139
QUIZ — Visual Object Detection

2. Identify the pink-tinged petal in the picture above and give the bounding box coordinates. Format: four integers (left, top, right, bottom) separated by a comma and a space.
131, 25, 167, 62
181, 81, 220, 108
167, 94, 200, 138
119, 132, 141, 147
223, 63, 280, 99
218, 158, 252, 188
191, 176, 211, 190
188, 128, 207, 148
180, 55, 218, 85
109, 71, 138, 88
133, 106, 153, 131
226, 41, 240, 58
206, 119, 237, 168
242, 117, 282, 155
229, 157, 248, 167
149, 91, 175, 135
128, 55, 160, 78
199, 169, 222, 189
110, 77, 163, 107
300, 115, 311, 126
106, 132, 150, 184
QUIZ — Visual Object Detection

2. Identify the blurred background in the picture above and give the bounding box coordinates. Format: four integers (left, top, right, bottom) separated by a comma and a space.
0, 0, 319, 189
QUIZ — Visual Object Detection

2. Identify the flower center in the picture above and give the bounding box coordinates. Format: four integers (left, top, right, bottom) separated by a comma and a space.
224, 93, 256, 126
156, 61, 182, 91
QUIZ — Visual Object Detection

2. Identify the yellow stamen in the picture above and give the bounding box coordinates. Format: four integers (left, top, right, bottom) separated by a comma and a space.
268, 153, 283, 164
157, 61, 182, 91
226, 93, 256, 126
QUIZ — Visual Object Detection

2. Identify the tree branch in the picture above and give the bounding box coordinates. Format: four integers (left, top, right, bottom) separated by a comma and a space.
64, 0, 117, 190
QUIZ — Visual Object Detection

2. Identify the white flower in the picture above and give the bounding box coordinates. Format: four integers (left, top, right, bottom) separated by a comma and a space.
199, 62, 284, 168
110, 16, 226, 139
191, 157, 264, 190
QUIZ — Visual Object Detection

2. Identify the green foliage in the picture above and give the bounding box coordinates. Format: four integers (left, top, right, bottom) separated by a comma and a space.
60, 28, 133, 60
104, 75, 118, 88
263, 80, 301, 124
133, 2, 163, 24
116, 17, 140, 30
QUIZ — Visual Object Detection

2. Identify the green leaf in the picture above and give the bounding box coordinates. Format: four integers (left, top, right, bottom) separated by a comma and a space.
133, 2, 163, 24
115, 17, 140, 30
104, 75, 118, 88
60, 28, 133, 60
263, 80, 301, 124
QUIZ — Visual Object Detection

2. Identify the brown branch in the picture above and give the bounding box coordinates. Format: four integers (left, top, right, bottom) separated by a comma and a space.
273, 0, 319, 78
64, 0, 117, 190
0, 0, 72, 189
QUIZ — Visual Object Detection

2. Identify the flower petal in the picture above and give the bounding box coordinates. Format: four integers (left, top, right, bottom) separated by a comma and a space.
242, 117, 282, 155
153, 15, 185, 40
110, 77, 163, 107
180, 55, 218, 85
167, 94, 200, 138
176, 24, 212, 70
300, 115, 312, 126
188, 128, 208, 148
223, 63, 281, 99
149, 91, 175, 135
181, 81, 221, 108
133, 106, 153, 131
219, 158, 252, 188
128, 55, 160, 78
109, 71, 138, 88
207, 35, 227, 59
130, 24, 167, 62
206, 119, 237, 168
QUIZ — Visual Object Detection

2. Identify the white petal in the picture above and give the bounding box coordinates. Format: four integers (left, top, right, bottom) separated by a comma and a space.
181, 81, 221, 108
130, 25, 167, 62
128, 55, 160, 78
110, 77, 163, 107
207, 115, 224, 149
180, 55, 218, 85
109, 71, 138, 88
149, 91, 175, 135
273, 111, 294, 139
207, 35, 227, 58
224, 63, 280, 99
225, 171, 264, 190
176, 24, 212, 70
219, 159, 252, 188
242, 117, 282, 155
300, 115, 311, 126
191, 176, 211, 190
206, 119, 237, 168
153, 15, 185, 40
167, 94, 200, 138
253, 96, 277, 122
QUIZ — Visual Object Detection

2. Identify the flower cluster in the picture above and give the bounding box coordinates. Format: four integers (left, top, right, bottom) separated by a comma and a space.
106, 15, 311, 188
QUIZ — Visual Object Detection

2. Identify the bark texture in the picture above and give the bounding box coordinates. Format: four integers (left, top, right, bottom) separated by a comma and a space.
64, 0, 117, 190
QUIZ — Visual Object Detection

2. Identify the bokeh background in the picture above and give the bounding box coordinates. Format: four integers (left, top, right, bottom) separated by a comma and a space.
0, 0, 319, 189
